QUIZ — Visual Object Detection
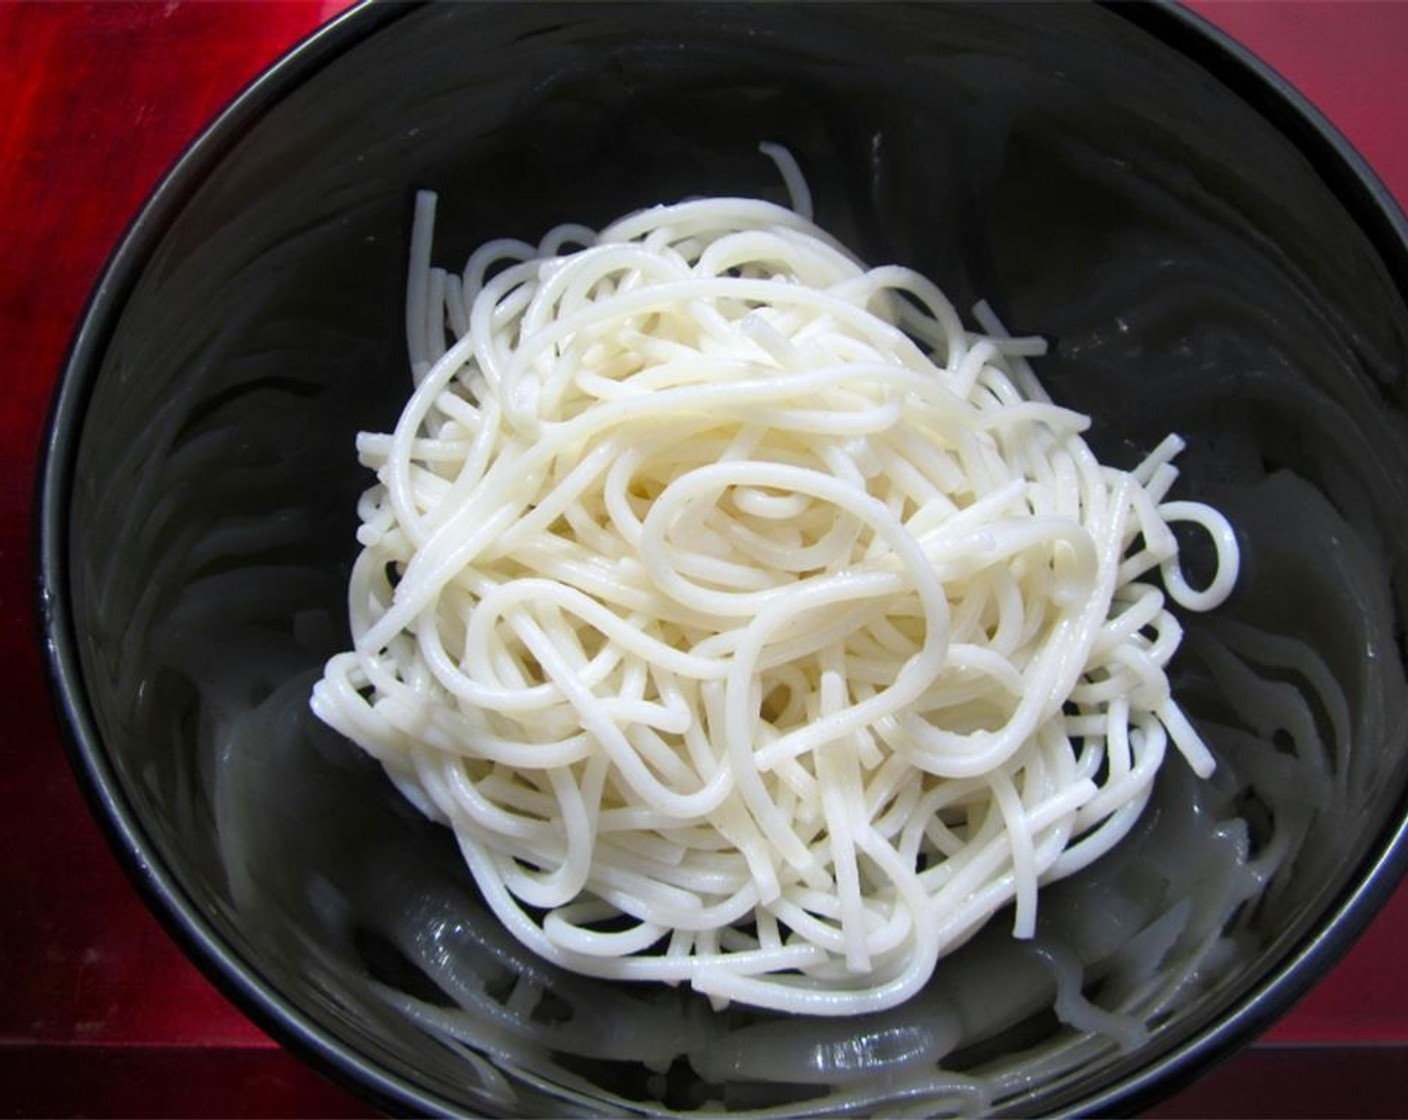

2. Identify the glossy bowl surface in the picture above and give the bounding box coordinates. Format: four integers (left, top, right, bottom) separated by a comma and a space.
39, 3, 1408, 1116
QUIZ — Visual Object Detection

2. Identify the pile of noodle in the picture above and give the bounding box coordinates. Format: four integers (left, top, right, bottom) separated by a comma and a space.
311, 148, 1239, 1016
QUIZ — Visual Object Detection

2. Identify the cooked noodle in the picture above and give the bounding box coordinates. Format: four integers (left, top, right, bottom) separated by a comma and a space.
311, 148, 1239, 1016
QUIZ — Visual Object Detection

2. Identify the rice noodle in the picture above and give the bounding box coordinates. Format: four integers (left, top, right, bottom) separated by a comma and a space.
310, 148, 1239, 1016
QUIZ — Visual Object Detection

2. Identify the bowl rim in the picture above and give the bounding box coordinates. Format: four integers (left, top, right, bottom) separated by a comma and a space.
33, 2, 1408, 1117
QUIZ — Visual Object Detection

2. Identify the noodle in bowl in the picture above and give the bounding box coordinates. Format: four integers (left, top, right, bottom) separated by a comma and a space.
41, 3, 1408, 1116
311, 150, 1240, 1017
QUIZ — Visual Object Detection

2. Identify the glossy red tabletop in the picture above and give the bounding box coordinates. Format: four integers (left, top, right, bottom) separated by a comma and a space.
2, 3, 1406, 1116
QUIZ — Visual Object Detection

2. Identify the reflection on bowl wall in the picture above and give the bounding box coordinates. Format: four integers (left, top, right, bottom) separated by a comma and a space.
43, 2, 1408, 1116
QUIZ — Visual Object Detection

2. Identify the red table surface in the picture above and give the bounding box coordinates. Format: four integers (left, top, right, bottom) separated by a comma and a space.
1, 3, 1405, 1117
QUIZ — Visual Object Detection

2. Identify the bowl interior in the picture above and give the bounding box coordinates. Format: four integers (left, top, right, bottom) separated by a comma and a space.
54, 3, 1408, 1115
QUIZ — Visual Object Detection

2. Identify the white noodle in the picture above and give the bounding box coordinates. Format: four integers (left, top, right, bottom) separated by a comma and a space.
311, 147, 1239, 1017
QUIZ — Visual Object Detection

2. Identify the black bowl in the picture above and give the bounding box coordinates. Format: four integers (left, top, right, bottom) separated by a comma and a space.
38, 3, 1408, 1116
